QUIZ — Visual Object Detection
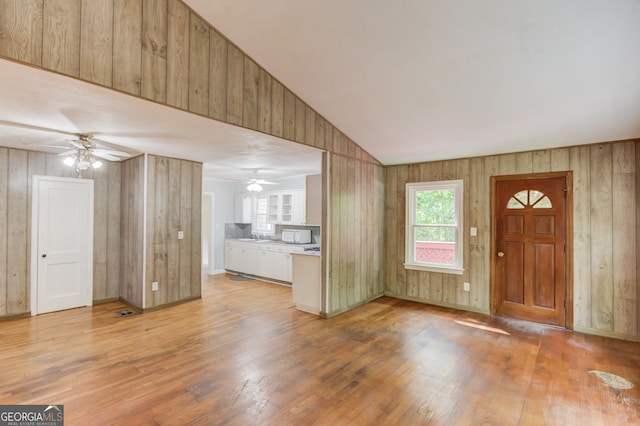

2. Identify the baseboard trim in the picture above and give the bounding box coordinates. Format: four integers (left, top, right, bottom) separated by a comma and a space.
384, 291, 490, 315
0, 312, 30, 322
573, 325, 640, 343
93, 297, 120, 305
321, 293, 385, 319
140, 296, 201, 313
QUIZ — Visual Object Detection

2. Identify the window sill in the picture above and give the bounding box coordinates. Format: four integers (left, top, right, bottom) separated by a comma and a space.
403, 262, 464, 275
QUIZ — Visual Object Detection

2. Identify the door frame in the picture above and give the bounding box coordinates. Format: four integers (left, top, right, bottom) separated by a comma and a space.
490, 171, 574, 329
30, 175, 94, 316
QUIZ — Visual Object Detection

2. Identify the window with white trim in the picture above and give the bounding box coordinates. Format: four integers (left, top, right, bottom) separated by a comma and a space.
253, 196, 274, 234
405, 180, 463, 274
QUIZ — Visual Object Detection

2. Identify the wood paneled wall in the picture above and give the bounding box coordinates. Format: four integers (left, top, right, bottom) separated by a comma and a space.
120, 155, 144, 309
120, 154, 202, 311
0, 146, 121, 318
385, 140, 639, 341
0, 0, 378, 166
0, 0, 386, 318
145, 154, 202, 309
324, 153, 386, 317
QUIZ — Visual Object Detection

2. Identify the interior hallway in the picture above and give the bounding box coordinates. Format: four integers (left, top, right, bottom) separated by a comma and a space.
0, 274, 638, 425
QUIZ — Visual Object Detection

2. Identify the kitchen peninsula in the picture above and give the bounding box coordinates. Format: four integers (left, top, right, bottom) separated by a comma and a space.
224, 237, 319, 284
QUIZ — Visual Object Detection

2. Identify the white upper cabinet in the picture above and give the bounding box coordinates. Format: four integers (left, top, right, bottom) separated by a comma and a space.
267, 190, 305, 225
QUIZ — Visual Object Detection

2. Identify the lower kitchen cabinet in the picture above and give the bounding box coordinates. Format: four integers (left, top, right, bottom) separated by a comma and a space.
292, 253, 321, 315
224, 240, 304, 283
272, 252, 291, 282
258, 249, 275, 278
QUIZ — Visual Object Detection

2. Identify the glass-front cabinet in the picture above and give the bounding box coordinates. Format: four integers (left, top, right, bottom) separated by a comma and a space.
267, 190, 304, 224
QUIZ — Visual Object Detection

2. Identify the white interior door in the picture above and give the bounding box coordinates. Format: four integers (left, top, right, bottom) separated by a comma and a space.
31, 176, 93, 315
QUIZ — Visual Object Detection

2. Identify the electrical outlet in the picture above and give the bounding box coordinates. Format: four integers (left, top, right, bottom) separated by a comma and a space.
470, 227, 478, 237
463, 282, 470, 292
178, 231, 184, 240
152, 281, 159, 291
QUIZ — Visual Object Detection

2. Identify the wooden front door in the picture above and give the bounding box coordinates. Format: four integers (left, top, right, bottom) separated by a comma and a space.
493, 174, 570, 326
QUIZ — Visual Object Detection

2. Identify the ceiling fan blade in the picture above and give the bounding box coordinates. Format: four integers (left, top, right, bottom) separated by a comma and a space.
67, 139, 86, 149
57, 149, 78, 157
92, 151, 120, 161
93, 148, 131, 157
91, 137, 132, 151
0, 119, 77, 137
32, 144, 68, 149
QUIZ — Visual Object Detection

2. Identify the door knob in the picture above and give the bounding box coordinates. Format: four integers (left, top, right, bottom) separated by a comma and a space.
497, 251, 504, 258
42, 254, 47, 258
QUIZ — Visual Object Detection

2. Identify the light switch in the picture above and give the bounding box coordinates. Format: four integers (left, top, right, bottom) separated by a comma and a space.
470, 227, 477, 237
178, 231, 184, 240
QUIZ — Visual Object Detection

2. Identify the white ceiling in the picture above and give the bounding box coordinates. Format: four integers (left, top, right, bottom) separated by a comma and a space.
0, 60, 321, 182
186, 0, 640, 165
1, 1, 639, 182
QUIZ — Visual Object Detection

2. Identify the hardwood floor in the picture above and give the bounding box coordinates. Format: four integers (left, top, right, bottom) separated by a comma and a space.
1, 274, 639, 425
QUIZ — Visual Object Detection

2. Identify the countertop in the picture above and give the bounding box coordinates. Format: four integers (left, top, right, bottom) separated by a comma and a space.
292, 251, 321, 257
227, 238, 321, 252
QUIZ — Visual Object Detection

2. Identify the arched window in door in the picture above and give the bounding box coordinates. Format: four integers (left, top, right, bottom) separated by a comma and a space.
506, 189, 552, 209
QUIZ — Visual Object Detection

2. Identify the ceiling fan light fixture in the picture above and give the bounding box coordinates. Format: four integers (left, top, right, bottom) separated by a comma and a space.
62, 147, 105, 177
63, 156, 76, 167
247, 182, 263, 192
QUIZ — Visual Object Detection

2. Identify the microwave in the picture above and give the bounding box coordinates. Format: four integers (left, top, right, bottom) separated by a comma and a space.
281, 229, 312, 244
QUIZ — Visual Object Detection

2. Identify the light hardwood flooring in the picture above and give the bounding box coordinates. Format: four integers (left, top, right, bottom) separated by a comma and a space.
1, 274, 639, 425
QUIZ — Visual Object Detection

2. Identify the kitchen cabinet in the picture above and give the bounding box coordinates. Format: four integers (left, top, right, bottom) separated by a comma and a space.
239, 246, 259, 275
267, 190, 305, 225
234, 193, 253, 223
258, 249, 275, 278
272, 251, 292, 282
292, 253, 322, 315
305, 174, 322, 225
224, 240, 305, 283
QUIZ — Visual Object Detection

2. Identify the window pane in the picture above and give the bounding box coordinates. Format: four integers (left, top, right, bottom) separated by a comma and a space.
507, 197, 525, 209
533, 195, 552, 208
416, 226, 454, 242
255, 197, 273, 232
414, 233, 456, 265
514, 190, 528, 205
256, 197, 268, 214
529, 190, 544, 205
415, 189, 455, 225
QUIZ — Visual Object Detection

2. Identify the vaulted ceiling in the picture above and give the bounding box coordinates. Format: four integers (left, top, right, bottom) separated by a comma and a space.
186, 0, 640, 164
1, 1, 639, 181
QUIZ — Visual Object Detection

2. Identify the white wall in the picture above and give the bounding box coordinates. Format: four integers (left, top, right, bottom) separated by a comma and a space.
202, 180, 246, 272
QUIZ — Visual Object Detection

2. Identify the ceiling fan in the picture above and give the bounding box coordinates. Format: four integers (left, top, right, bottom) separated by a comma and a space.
58, 134, 131, 177
245, 178, 279, 192
0, 119, 134, 176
